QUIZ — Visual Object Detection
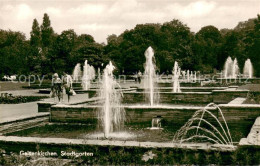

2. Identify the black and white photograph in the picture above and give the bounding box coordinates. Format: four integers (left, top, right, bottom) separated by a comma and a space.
0, 0, 260, 165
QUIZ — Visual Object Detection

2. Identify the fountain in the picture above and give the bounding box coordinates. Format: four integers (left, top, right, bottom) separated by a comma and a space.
194, 71, 197, 82
82, 60, 90, 90
181, 70, 186, 80
143, 46, 158, 106
223, 57, 232, 78
82, 60, 96, 90
187, 70, 190, 82
72, 63, 81, 82
232, 58, 239, 79
98, 61, 125, 138
243, 59, 253, 78
173, 103, 234, 147
98, 67, 101, 82
223, 57, 239, 79
172, 61, 181, 93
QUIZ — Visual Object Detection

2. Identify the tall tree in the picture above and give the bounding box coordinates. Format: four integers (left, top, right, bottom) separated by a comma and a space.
249, 14, 260, 76
30, 19, 41, 46
40, 13, 54, 75
41, 13, 54, 48
29, 19, 41, 73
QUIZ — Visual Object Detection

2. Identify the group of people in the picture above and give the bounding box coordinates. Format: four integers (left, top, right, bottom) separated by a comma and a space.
134, 70, 142, 84
51, 72, 75, 103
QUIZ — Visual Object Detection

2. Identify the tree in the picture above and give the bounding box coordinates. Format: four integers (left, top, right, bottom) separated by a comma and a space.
194, 25, 222, 72
28, 19, 41, 73
50, 29, 77, 73
41, 13, 54, 48
0, 30, 29, 75
248, 14, 260, 76
30, 19, 41, 46
39, 13, 55, 75
159, 19, 194, 71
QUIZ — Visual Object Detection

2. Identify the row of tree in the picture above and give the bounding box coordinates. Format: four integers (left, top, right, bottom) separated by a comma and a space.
0, 13, 260, 77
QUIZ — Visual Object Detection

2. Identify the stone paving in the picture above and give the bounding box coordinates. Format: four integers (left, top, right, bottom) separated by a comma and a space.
0, 90, 90, 123
228, 97, 247, 104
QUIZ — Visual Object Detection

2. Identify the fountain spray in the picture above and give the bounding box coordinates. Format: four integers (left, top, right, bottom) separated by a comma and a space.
99, 61, 125, 138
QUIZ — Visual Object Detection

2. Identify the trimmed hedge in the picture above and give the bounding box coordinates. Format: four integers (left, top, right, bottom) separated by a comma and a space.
0, 95, 49, 104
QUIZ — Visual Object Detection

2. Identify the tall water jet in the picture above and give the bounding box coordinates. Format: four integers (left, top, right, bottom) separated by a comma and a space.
143, 46, 158, 106
181, 71, 186, 80
194, 71, 197, 82
99, 61, 125, 138
172, 61, 181, 93
243, 59, 253, 78
82, 60, 91, 90
72, 63, 81, 82
82, 60, 96, 90
223, 57, 239, 78
232, 58, 239, 78
187, 70, 190, 82
223, 56, 233, 78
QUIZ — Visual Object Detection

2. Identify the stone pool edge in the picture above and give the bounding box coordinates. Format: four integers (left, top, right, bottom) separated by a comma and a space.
0, 135, 236, 152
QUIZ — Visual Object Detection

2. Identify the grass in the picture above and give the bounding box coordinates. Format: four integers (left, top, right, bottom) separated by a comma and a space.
0, 82, 28, 91
238, 84, 260, 91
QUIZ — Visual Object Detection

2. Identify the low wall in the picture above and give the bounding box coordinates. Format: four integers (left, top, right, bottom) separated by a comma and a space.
51, 105, 98, 124
74, 90, 97, 98
38, 102, 56, 112
50, 104, 260, 130
122, 90, 249, 105
50, 105, 206, 124
212, 90, 249, 104
157, 82, 201, 87
122, 92, 212, 105
216, 78, 260, 84
0, 114, 49, 135
136, 87, 228, 93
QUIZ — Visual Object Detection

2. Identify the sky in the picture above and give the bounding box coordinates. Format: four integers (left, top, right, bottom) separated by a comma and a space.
0, 0, 259, 43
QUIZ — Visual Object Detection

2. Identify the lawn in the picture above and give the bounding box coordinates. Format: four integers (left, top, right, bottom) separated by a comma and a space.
0, 81, 28, 91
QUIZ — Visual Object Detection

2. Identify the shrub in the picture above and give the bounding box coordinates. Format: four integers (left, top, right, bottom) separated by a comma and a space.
0, 94, 48, 104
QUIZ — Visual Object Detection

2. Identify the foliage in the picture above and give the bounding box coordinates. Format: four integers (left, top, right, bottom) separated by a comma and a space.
0, 145, 260, 165
1, 14, 260, 76
0, 94, 48, 104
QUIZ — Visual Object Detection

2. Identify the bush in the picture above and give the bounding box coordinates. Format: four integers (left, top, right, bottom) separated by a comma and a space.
0, 94, 48, 104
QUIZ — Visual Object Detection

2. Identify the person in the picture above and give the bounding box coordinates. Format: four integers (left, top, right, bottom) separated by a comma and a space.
137, 70, 142, 84
51, 73, 62, 103
166, 70, 169, 77
133, 72, 138, 82
62, 72, 74, 103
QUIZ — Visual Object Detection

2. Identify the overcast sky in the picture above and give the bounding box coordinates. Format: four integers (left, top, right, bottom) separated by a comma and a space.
0, 0, 259, 43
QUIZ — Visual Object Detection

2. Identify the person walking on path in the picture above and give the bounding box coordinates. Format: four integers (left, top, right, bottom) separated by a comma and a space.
62, 72, 75, 103
51, 73, 63, 103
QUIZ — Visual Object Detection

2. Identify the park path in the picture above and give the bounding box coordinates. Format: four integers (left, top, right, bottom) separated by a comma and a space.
0, 91, 90, 123
0, 80, 138, 124
0, 101, 42, 123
